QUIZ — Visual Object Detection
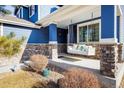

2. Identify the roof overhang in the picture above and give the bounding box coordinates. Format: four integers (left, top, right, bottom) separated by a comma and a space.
36, 5, 100, 28
117, 5, 123, 16
0, 16, 40, 29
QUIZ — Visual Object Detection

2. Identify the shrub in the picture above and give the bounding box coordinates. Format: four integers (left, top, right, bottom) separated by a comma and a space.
0, 32, 26, 57
57, 68, 101, 88
29, 55, 48, 72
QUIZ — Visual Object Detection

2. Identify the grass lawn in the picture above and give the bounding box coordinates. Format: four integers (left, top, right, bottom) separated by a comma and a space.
0, 70, 63, 88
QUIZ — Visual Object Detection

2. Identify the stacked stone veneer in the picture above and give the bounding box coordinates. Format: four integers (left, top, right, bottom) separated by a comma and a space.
21, 44, 67, 62
100, 44, 118, 78
118, 44, 123, 63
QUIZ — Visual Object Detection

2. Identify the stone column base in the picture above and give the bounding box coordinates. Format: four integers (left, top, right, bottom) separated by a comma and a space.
100, 44, 118, 78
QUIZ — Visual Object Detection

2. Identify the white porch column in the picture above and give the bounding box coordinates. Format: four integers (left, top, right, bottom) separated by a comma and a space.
0, 23, 3, 36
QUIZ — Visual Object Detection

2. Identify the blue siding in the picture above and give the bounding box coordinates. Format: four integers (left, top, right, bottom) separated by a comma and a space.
50, 7, 58, 13
29, 5, 38, 23
3, 24, 49, 43
117, 16, 120, 42
22, 7, 29, 21
49, 24, 57, 42
28, 27, 49, 43
101, 5, 115, 38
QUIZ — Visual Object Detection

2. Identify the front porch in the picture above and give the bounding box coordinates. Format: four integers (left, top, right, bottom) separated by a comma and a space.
48, 55, 116, 88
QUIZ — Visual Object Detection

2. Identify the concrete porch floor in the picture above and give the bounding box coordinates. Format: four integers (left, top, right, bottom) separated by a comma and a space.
49, 55, 116, 88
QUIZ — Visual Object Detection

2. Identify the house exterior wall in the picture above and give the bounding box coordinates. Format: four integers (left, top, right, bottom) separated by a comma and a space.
28, 27, 49, 43
22, 7, 29, 21
28, 5, 38, 23
2, 24, 66, 44
15, 5, 59, 23
3, 24, 49, 43
101, 5, 116, 40
67, 5, 119, 44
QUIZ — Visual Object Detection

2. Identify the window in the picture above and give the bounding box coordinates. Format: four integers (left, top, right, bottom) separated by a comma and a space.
29, 5, 35, 17
88, 23, 99, 42
78, 22, 99, 43
79, 26, 87, 42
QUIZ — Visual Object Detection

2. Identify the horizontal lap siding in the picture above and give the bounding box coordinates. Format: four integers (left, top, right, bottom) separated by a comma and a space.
28, 27, 49, 43
101, 5, 115, 38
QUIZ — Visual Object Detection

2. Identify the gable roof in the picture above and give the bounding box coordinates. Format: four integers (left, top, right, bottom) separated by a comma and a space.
0, 15, 40, 29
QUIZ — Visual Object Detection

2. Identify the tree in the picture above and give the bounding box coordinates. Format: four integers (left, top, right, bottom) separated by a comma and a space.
0, 5, 11, 15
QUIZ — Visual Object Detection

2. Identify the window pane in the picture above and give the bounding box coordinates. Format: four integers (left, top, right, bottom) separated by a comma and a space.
88, 23, 99, 42
79, 26, 87, 42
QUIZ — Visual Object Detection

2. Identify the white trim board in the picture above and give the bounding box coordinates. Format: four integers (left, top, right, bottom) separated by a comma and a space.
0, 19, 40, 29
49, 41, 57, 44
29, 5, 35, 18
100, 38, 117, 44
0, 23, 3, 36
38, 5, 41, 21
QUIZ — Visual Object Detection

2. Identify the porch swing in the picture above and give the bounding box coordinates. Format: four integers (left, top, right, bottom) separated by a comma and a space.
67, 23, 96, 56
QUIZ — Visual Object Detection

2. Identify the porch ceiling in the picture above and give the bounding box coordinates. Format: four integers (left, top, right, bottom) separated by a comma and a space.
36, 5, 100, 28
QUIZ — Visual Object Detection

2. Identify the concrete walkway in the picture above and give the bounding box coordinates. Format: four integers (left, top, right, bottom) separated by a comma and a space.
53, 56, 100, 70
0, 63, 22, 74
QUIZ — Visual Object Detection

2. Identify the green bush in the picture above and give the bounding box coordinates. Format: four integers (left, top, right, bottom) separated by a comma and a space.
0, 32, 26, 57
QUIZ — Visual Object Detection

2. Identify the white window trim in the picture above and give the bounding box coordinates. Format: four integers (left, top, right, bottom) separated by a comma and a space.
16, 8, 20, 18
0, 23, 3, 36
21, 7, 23, 18
77, 19, 101, 44
16, 7, 23, 18
29, 5, 35, 18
